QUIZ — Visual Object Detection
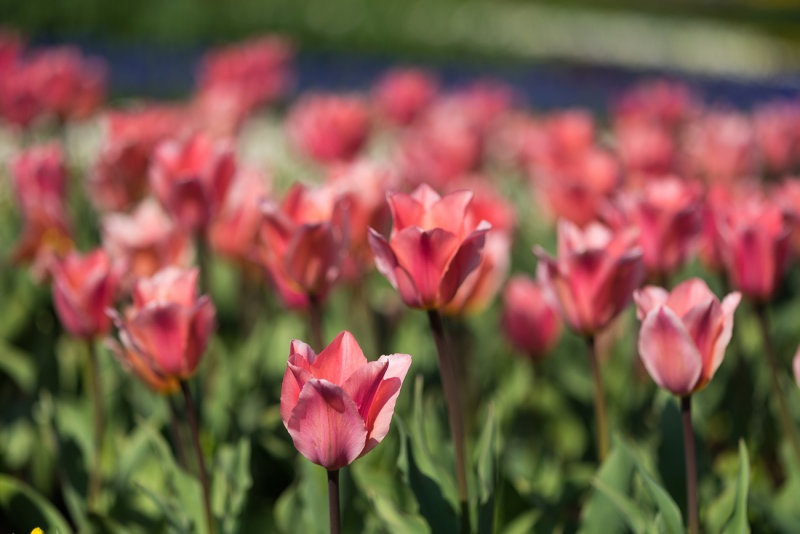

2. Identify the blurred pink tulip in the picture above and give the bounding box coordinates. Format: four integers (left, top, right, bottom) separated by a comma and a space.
102, 198, 193, 281
90, 106, 187, 211
210, 168, 270, 266
372, 68, 438, 126
682, 110, 756, 183
281, 331, 411, 470
369, 184, 490, 310
535, 220, 645, 336
0, 29, 21, 74
259, 183, 348, 308
150, 133, 236, 232
716, 194, 791, 301
613, 79, 697, 130
635, 278, 740, 395
109, 267, 215, 394
615, 118, 676, 177
753, 101, 800, 175
794, 346, 800, 389
288, 93, 370, 164
501, 274, 562, 360
51, 249, 121, 339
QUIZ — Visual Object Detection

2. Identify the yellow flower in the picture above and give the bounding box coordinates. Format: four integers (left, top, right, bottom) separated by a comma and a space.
31, 529, 44, 534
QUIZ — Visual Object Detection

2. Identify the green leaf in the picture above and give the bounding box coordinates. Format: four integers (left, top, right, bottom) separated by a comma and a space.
0, 473, 73, 534
592, 478, 647, 534
0, 340, 36, 392
721, 440, 750, 534
212, 438, 253, 534
624, 441, 685, 534
475, 404, 496, 534
580, 437, 637, 534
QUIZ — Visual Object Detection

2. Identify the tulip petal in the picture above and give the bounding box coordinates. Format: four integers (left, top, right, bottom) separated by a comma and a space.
633, 286, 669, 320
639, 306, 702, 396
127, 303, 190, 377
311, 331, 369, 384
793, 346, 800, 389
284, 222, 340, 295
535, 250, 584, 333
666, 278, 717, 318
438, 223, 489, 307
290, 339, 317, 365
592, 249, 644, 331
387, 191, 424, 231
429, 189, 473, 235
368, 228, 422, 308
286, 379, 368, 470
184, 296, 216, 377
705, 291, 741, 383
280, 355, 314, 428
391, 226, 461, 308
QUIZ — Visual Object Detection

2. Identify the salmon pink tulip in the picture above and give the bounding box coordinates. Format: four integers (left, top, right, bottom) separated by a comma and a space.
634, 278, 741, 395
372, 68, 438, 126
51, 249, 121, 339
368, 184, 490, 310
794, 346, 800, 389
288, 93, 370, 164
501, 275, 561, 360
281, 331, 411, 470
535, 220, 645, 335
109, 267, 215, 393
150, 133, 236, 232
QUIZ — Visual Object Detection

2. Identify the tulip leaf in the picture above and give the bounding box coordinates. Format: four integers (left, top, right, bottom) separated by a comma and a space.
0, 340, 36, 392
396, 416, 459, 534
580, 437, 636, 534
623, 441, 685, 534
211, 438, 253, 534
721, 440, 750, 534
475, 404, 497, 534
0, 473, 73, 534
592, 478, 647, 534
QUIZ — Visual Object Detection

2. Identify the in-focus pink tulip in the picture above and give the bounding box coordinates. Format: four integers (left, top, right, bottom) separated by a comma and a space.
443, 179, 515, 315
716, 194, 791, 301
51, 249, 121, 339
150, 133, 236, 233
372, 68, 438, 126
611, 177, 702, 279
281, 331, 411, 470
259, 183, 349, 308
90, 106, 187, 211
109, 267, 215, 394
634, 278, 741, 395
369, 184, 490, 310
102, 198, 193, 281
287, 93, 370, 164
535, 220, 645, 336
210, 168, 270, 266
501, 275, 562, 360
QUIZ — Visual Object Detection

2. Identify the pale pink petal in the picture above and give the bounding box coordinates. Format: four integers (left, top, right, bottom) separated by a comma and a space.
184, 296, 216, 377
793, 346, 800, 389
638, 306, 702, 396
311, 331, 368, 384
281, 356, 313, 428
387, 191, 424, 232
369, 228, 422, 308
633, 286, 669, 320
665, 278, 717, 318
290, 339, 317, 365
358, 353, 411, 455
286, 379, 368, 470
705, 291, 741, 382
428, 189, 473, 235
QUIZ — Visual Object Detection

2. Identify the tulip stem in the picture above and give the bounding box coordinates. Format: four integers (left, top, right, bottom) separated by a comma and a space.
586, 335, 609, 462
86, 339, 104, 508
196, 231, 211, 296
754, 303, 800, 470
181, 381, 215, 534
681, 396, 699, 534
309, 294, 325, 351
427, 309, 470, 534
327, 469, 341, 534
167, 395, 190, 470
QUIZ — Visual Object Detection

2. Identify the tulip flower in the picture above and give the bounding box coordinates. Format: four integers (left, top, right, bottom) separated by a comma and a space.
108, 267, 215, 394
613, 79, 697, 131
149, 133, 236, 233
535, 220, 645, 336
51, 249, 122, 340
372, 68, 438, 126
281, 331, 411, 469
682, 110, 755, 183
501, 275, 562, 360
287, 93, 370, 164
634, 278, 740, 396
635, 278, 740, 534
536, 219, 644, 461
794, 346, 800, 389
368, 183, 490, 310
102, 198, 193, 283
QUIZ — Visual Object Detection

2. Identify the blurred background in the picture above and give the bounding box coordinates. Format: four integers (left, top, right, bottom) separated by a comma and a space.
2, 0, 800, 107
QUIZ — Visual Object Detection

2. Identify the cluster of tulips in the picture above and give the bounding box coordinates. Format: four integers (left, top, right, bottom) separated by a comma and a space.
4, 27, 800, 533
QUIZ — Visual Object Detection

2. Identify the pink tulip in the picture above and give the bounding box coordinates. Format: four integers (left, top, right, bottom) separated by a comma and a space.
51, 249, 121, 339
613, 79, 697, 130
102, 198, 193, 281
259, 183, 349, 308
794, 346, 800, 389
281, 331, 411, 470
0, 29, 21, 75
716, 193, 791, 301
288, 93, 370, 164
501, 275, 562, 360
372, 68, 438, 126
150, 133, 236, 232
753, 101, 800, 175
634, 278, 741, 395
368, 184, 490, 310
109, 267, 215, 393
615, 118, 676, 177
535, 220, 645, 335
682, 110, 756, 183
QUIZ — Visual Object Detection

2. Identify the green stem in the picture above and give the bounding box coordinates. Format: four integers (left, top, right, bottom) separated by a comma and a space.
327, 469, 341, 534
681, 396, 699, 534
167, 395, 190, 470
587, 335, 609, 462
181, 381, 215, 534
309, 293, 324, 351
427, 309, 470, 534
754, 303, 800, 470
86, 339, 104, 508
